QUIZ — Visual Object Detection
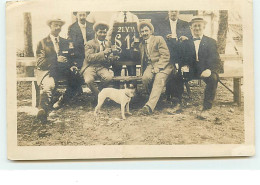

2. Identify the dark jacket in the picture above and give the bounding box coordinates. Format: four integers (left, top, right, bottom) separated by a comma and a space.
36, 35, 73, 82
154, 18, 192, 64
67, 21, 94, 68
180, 35, 221, 76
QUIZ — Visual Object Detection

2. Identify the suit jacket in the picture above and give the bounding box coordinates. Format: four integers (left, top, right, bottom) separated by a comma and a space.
154, 18, 192, 64
36, 35, 72, 84
135, 35, 173, 75
67, 21, 94, 67
180, 35, 221, 76
80, 38, 112, 74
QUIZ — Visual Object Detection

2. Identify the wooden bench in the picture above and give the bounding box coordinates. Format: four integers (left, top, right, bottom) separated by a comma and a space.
16, 54, 243, 107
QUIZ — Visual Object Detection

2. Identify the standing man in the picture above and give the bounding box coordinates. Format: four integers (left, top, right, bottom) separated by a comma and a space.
155, 11, 192, 111
178, 17, 220, 118
67, 11, 94, 95
35, 18, 78, 123
108, 11, 140, 78
133, 22, 173, 115
80, 22, 117, 98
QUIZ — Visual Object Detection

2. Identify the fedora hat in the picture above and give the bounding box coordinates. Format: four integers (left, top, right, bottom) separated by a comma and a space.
93, 22, 109, 32
138, 21, 154, 34
189, 17, 207, 25
46, 17, 65, 27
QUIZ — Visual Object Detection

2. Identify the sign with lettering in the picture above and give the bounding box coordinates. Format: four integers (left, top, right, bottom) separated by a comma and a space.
111, 22, 140, 64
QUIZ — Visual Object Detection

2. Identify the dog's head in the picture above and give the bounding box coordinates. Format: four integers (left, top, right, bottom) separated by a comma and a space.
124, 83, 136, 98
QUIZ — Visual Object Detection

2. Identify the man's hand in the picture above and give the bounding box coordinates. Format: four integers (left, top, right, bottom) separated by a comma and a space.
181, 65, 189, 73
152, 67, 160, 74
179, 36, 189, 42
70, 66, 79, 74
104, 48, 112, 55
200, 69, 212, 78
166, 34, 173, 40
57, 56, 67, 63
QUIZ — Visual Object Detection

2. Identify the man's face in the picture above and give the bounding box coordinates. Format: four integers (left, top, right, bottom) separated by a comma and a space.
50, 22, 62, 36
77, 12, 87, 24
140, 26, 152, 40
190, 22, 205, 37
168, 11, 179, 21
96, 29, 107, 41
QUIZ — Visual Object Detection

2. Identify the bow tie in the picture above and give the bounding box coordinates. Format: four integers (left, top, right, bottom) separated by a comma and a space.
193, 37, 201, 41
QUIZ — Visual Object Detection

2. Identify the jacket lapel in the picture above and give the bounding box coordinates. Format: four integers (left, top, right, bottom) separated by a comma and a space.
148, 35, 155, 55
46, 35, 56, 54
198, 35, 206, 60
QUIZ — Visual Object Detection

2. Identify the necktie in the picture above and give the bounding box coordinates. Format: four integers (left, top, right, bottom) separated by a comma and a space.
54, 37, 60, 55
124, 12, 127, 23
193, 37, 201, 41
101, 41, 105, 51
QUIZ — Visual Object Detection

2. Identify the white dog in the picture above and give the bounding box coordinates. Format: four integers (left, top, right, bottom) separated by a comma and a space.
94, 84, 136, 119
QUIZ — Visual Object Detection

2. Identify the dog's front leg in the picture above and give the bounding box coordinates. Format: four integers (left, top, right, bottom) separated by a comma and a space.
126, 102, 132, 115
121, 103, 126, 119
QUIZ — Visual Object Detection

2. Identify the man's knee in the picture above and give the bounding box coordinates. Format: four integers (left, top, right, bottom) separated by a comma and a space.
41, 76, 55, 92
101, 72, 113, 83
84, 75, 95, 85
207, 73, 218, 84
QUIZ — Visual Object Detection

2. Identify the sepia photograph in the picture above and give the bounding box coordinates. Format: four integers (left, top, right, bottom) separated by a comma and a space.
6, 0, 254, 160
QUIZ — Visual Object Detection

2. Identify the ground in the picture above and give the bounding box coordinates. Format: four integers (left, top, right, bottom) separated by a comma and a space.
17, 78, 244, 146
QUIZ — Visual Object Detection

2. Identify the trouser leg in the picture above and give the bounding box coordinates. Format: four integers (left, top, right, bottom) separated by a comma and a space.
38, 75, 56, 114
97, 67, 113, 89
142, 65, 154, 94
112, 64, 122, 88
203, 73, 218, 110
145, 72, 169, 111
83, 66, 99, 97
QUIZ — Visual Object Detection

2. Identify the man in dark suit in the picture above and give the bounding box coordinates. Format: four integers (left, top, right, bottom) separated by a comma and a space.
155, 11, 192, 111
35, 18, 78, 123
68, 11, 94, 69
133, 22, 174, 115
178, 17, 220, 118
80, 22, 118, 98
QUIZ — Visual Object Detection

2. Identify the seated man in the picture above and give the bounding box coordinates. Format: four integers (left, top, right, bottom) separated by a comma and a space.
133, 22, 174, 115
178, 17, 220, 118
80, 22, 117, 98
36, 17, 78, 123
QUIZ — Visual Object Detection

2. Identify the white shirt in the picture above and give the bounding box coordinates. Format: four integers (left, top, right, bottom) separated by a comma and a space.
78, 21, 87, 45
193, 35, 203, 62
50, 34, 60, 54
144, 37, 151, 55
169, 18, 178, 39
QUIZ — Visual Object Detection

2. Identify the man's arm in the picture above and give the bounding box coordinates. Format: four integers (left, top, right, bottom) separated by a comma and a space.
84, 41, 107, 65
154, 36, 170, 68
36, 40, 54, 70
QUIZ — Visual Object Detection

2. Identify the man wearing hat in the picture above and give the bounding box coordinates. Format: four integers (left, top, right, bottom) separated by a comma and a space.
178, 17, 220, 118
80, 22, 116, 98
35, 18, 78, 123
133, 21, 174, 115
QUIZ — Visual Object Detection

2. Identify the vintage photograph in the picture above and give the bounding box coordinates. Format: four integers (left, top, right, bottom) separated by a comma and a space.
7, 0, 254, 159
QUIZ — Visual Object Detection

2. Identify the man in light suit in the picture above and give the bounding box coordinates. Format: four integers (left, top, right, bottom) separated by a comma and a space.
133, 22, 174, 114
178, 17, 220, 118
35, 18, 77, 123
80, 22, 117, 98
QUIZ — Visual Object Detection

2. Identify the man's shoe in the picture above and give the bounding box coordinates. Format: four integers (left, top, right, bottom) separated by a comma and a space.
36, 109, 47, 123
172, 103, 183, 113
138, 105, 152, 115
197, 109, 211, 120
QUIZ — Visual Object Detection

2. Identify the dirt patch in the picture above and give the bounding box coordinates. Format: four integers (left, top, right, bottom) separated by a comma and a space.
17, 79, 244, 146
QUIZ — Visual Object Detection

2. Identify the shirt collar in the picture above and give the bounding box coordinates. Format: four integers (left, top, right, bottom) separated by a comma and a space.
78, 21, 86, 28
169, 18, 178, 23
50, 34, 60, 42
192, 34, 203, 40
97, 39, 105, 45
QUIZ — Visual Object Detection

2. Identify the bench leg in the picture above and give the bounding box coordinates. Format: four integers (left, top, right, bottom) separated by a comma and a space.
185, 81, 192, 99
233, 78, 241, 106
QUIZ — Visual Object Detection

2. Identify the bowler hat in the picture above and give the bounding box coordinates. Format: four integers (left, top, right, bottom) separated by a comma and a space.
46, 18, 65, 27
138, 21, 154, 34
189, 17, 207, 25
